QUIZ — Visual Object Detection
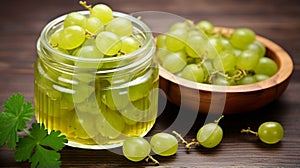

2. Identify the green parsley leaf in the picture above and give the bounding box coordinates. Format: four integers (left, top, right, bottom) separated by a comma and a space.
0, 93, 34, 149
30, 145, 61, 168
40, 130, 68, 151
14, 123, 68, 168
13, 134, 36, 162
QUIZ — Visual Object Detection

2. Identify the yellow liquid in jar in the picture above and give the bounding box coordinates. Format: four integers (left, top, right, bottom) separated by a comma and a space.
34, 60, 158, 149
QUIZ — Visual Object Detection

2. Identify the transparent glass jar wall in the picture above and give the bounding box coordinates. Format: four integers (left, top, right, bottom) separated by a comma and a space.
34, 11, 158, 149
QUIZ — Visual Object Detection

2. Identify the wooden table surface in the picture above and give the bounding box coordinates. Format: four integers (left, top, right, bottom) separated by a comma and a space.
0, 0, 299, 167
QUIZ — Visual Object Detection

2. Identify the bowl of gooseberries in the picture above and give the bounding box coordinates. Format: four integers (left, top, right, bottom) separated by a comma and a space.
156, 20, 293, 114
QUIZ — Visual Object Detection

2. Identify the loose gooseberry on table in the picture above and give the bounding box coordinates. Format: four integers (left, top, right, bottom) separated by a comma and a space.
122, 136, 152, 162
150, 132, 179, 156
241, 121, 284, 144
173, 115, 224, 149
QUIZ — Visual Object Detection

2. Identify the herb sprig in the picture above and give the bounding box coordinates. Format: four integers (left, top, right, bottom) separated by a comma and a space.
0, 93, 67, 168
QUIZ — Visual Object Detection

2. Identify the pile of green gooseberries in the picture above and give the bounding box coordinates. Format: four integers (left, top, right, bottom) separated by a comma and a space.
44, 1, 159, 145
49, 1, 141, 60
156, 20, 278, 86
122, 115, 284, 165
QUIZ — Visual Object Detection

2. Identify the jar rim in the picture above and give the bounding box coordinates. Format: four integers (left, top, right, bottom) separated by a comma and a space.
38, 10, 154, 64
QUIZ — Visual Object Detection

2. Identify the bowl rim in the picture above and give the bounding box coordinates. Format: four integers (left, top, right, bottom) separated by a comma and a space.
158, 27, 294, 93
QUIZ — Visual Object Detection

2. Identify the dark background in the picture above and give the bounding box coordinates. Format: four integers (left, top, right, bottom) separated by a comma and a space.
0, 0, 299, 167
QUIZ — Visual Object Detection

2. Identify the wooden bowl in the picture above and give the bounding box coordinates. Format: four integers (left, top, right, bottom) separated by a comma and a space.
158, 28, 294, 114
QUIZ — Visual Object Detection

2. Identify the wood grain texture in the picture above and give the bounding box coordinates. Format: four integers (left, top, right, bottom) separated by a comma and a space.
0, 0, 300, 167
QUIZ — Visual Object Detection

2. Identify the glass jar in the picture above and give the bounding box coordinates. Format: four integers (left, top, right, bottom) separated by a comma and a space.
34, 11, 158, 149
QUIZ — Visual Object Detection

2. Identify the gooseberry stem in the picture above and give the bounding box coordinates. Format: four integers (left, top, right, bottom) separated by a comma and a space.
196, 55, 207, 68
214, 115, 224, 124
185, 139, 200, 149
137, 16, 142, 20
79, 1, 92, 11
209, 68, 248, 84
145, 155, 159, 165
85, 30, 96, 39
172, 131, 189, 146
231, 69, 247, 81
172, 131, 200, 150
241, 127, 258, 136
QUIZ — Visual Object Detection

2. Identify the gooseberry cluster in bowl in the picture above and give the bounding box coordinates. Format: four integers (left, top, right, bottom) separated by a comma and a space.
156, 20, 278, 86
